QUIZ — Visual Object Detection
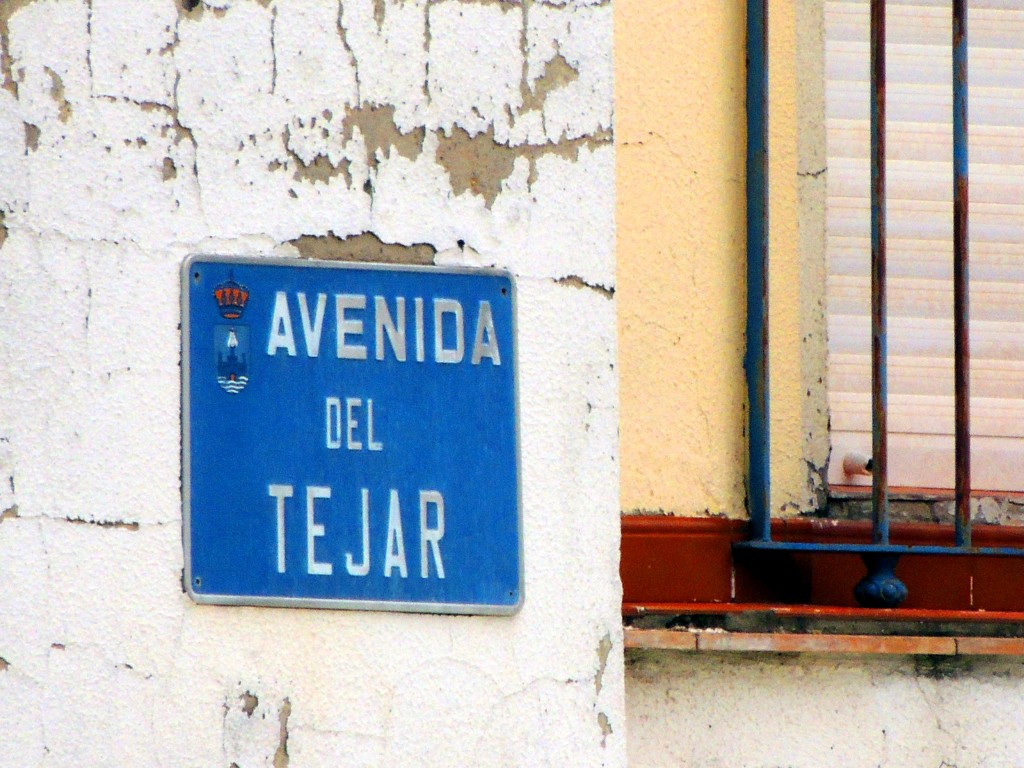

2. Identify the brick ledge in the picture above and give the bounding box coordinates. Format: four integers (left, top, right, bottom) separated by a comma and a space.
625, 628, 1024, 656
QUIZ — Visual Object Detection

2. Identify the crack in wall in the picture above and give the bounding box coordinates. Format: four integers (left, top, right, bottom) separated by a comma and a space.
335, 1, 359, 103
62, 516, 140, 531
555, 274, 614, 299
270, 6, 278, 94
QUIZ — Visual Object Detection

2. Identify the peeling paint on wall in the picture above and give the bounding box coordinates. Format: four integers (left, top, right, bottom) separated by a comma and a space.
274, 698, 291, 768
344, 102, 424, 167
288, 231, 436, 265
435, 126, 518, 207
239, 692, 258, 717
0, 0, 35, 97
521, 52, 579, 114
44, 66, 71, 123
23, 122, 38, 152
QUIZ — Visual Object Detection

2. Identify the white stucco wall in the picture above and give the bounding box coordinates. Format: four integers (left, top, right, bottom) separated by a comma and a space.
626, 650, 1024, 768
0, 1, 623, 765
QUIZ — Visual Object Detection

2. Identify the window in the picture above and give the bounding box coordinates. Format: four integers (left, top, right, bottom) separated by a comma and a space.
618, 0, 1024, 626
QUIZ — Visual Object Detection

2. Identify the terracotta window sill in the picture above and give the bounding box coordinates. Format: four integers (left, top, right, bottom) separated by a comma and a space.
621, 514, 1024, 651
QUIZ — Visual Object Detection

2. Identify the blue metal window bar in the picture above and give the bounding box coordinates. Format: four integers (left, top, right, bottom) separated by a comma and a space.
735, 0, 1024, 608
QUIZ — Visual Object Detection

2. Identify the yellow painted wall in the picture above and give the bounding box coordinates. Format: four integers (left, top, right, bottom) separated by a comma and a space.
617, 0, 830, 517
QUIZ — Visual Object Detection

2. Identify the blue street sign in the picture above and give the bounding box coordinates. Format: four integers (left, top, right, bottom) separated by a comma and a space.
182, 256, 521, 614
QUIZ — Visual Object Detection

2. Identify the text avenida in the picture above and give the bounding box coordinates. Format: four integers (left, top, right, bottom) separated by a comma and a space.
265, 291, 501, 365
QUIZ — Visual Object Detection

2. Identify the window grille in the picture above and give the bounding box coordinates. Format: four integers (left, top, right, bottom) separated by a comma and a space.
736, 0, 1024, 608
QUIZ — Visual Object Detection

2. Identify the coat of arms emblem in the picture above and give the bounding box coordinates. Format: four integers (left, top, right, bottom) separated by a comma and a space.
213, 277, 250, 394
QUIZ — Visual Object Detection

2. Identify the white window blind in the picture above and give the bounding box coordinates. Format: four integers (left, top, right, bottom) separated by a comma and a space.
825, 0, 1024, 491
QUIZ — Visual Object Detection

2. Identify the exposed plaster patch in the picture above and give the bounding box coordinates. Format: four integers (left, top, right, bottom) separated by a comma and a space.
452, 0, 520, 13
178, 1, 226, 21
345, 103, 425, 168
44, 66, 71, 123
556, 274, 613, 299
0, 505, 18, 523
63, 517, 140, 531
240, 692, 259, 717
24, 122, 39, 153
804, 457, 828, 511
594, 633, 612, 694
0, 656, 8, 672
50, 643, 64, 650
521, 52, 579, 114
373, 0, 386, 30
597, 710, 612, 747
288, 231, 436, 265
0, 0, 35, 97
274, 698, 291, 768
281, 105, 425, 191
524, 131, 612, 186
162, 156, 177, 180
284, 129, 353, 187
435, 126, 517, 208
594, 633, 614, 748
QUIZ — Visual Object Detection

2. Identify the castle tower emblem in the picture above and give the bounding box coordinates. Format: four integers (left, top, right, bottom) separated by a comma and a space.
213, 277, 250, 394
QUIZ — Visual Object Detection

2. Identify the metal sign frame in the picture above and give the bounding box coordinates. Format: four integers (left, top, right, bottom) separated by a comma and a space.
181, 254, 523, 615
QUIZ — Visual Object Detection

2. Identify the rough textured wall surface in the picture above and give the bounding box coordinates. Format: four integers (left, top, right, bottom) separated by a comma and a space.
626, 650, 1024, 768
616, 0, 830, 518
0, 1, 623, 765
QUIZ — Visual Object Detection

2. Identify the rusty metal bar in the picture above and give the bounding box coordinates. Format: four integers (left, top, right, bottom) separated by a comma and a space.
745, 0, 771, 541
870, 0, 889, 545
953, 0, 971, 547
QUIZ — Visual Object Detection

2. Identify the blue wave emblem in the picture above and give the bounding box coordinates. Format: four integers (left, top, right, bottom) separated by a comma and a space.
217, 375, 249, 394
